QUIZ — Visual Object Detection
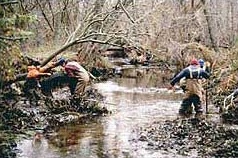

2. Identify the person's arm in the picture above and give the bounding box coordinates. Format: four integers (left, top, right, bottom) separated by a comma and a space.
170, 69, 187, 86
64, 66, 75, 77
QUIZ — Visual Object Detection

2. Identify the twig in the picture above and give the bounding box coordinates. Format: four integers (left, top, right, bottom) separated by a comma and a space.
0, 1, 18, 5
0, 36, 28, 41
119, 0, 135, 23
36, 0, 54, 32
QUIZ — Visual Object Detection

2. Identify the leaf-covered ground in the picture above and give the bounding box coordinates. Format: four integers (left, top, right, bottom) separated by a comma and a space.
132, 116, 238, 157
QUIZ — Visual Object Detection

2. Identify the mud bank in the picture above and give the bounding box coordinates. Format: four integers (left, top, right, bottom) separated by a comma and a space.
132, 116, 238, 157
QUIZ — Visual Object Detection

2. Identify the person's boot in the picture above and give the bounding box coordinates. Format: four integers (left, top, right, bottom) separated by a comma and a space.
179, 106, 190, 117
186, 106, 193, 114
179, 107, 186, 115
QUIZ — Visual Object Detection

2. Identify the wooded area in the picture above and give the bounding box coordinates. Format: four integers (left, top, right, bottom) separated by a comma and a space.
1, 0, 238, 86
2, 0, 238, 157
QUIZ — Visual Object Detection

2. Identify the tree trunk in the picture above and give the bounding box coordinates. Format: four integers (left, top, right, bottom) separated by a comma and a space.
229, 0, 235, 46
201, 0, 219, 53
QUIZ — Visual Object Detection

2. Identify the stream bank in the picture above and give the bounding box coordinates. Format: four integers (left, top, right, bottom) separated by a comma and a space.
1, 60, 238, 158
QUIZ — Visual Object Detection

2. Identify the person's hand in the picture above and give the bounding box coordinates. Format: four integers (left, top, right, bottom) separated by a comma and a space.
168, 85, 175, 92
168, 85, 173, 90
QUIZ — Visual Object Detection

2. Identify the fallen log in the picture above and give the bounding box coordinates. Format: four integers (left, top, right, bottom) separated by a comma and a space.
5, 37, 123, 86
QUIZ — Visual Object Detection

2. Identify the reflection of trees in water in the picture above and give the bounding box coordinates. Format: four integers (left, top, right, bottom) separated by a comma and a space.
118, 68, 171, 88
46, 119, 112, 157
45, 117, 130, 157
47, 125, 86, 149
32, 132, 43, 148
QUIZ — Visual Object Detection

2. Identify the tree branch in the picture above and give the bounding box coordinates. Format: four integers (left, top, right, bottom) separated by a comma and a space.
41, 36, 123, 67
119, 0, 135, 23
36, 0, 54, 32
0, 1, 18, 6
0, 36, 28, 41
65, 13, 111, 45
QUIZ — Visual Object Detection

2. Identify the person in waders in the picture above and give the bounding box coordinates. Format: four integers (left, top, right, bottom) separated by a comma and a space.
169, 58, 210, 115
43, 58, 90, 97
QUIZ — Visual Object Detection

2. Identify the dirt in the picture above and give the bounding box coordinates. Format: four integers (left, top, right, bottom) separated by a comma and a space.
132, 115, 238, 157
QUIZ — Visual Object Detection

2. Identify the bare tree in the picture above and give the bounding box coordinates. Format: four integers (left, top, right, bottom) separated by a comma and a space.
18, 0, 238, 64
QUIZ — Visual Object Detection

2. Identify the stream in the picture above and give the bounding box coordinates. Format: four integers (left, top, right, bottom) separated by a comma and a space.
17, 68, 189, 158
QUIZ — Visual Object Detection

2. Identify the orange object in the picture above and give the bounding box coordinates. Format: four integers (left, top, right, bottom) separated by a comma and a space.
27, 65, 52, 78
27, 66, 40, 78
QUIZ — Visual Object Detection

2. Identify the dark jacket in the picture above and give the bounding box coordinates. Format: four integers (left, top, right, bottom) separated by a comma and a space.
171, 65, 210, 86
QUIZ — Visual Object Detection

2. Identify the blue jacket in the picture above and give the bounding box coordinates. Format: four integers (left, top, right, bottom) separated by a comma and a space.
171, 65, 210, 86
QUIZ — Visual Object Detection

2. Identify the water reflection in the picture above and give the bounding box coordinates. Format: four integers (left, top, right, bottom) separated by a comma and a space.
17, 76, 183, 158
18, 135, 57, 158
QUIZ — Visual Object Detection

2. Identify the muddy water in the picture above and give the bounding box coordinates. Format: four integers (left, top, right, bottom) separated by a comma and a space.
17, 70, 184, 158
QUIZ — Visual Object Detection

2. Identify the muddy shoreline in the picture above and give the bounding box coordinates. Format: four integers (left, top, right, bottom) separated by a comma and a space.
132, 115, 238, 158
